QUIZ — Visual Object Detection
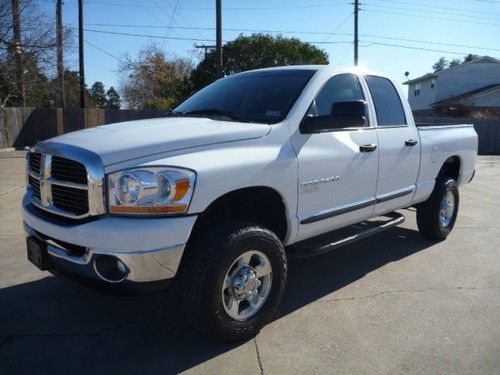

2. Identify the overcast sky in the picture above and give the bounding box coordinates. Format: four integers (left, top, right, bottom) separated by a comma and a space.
39, 0, 500, 96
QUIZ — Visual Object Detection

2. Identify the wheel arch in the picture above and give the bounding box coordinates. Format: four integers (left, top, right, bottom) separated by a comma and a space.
187, 186, 289, 245
438, 155, 461, 181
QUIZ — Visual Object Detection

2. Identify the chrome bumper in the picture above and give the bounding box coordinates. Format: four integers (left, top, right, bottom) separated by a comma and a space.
22, 194, 197, 288
24, 223, 184, 284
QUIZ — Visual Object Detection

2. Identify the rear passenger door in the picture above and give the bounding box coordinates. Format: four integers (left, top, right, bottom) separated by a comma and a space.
364, 75, 420, 215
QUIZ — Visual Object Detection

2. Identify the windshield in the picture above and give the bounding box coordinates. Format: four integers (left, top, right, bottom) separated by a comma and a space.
173, 69, 317, 124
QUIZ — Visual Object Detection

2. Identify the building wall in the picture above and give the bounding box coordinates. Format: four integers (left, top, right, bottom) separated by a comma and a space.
407, 78, 437, 110
436, 61, 500, 102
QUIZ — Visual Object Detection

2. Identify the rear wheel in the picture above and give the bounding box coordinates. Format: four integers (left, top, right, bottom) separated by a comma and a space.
179, 220, 287, 341
417, 176, 459, 240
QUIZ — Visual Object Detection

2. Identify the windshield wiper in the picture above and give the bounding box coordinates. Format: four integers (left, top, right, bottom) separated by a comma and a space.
178, 109, 252, 123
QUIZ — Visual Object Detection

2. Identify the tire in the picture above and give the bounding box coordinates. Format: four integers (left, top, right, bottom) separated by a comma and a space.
179, 220, 287, 342
416, 176, 459, 240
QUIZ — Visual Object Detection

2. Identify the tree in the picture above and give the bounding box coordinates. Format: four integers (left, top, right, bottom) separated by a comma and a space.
89, 81, 107, 107
0, 0, 72, 107
191, 33, 329, 91
106, 86, 121, 109
56, 70, 92, 108
449, 58, 461, 68
463, 54, 480, 63
432, 57, 448, 72
119, 45, 193, 109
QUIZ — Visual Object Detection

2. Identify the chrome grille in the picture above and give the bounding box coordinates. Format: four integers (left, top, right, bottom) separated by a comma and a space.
28, 175, 41, 200
26, 143, 106, 219
29, 152, 42, 174
51, 156, 87, 184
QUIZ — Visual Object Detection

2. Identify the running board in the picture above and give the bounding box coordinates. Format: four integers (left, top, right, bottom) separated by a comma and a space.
287, 212, 405, 258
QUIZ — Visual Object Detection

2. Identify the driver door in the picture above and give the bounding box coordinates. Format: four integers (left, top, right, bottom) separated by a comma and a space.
292, 73, 379, 242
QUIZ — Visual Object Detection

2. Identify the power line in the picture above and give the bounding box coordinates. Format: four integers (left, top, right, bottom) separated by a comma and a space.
365, 0, 500, 17
80, 24, 500, 53
323, 12, 353, 42
362, 3, 499, 21
84, 39, 122, 62
360, 41, 484, 56
365, 9, 500, 26
82, 28, 500, 58
81, 0, 349, 10
339, 42, 354, 64
84, 28, 216, 42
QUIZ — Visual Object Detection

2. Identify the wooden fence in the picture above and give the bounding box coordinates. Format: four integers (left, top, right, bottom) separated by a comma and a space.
0, 108, 168, 149
1, 108, 499, 154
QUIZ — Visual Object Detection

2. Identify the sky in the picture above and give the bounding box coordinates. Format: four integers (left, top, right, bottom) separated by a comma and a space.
38, 0, 500, 98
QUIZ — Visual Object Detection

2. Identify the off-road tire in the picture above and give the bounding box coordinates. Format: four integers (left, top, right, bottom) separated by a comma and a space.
179, 220, 287, 342
417, 176, 459, 240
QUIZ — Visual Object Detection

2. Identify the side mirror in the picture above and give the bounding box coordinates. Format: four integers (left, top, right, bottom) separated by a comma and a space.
302, 100, 368, 133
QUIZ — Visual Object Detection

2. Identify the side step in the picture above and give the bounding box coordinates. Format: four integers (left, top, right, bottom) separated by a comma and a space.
287, 212, 405, 258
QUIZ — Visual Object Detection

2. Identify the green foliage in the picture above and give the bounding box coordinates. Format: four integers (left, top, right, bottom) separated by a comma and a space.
463, 54, 480, 63
433, 54, 483, 72
432, 57, 448, 72
89, 82, 107, 108
191, 34, 329, 91
106, 87, 121, 109
449, 58, 461, 68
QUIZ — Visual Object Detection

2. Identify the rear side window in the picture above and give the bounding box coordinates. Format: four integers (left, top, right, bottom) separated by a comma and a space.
365, 75, 406, 126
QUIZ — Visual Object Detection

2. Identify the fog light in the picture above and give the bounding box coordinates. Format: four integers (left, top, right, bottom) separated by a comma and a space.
93, 255, 128, 283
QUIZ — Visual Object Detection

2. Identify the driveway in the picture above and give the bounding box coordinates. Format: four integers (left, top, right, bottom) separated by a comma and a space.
0, 153, 498, 374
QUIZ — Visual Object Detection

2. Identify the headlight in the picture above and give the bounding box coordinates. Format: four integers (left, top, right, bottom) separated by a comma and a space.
107, 167, 195, 215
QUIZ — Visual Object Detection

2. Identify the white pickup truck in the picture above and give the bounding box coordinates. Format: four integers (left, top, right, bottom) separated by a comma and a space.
23, 66, 477, 341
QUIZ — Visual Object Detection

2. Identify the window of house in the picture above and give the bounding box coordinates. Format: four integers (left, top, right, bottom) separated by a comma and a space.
365, 75, 407, 126
414, 83, 421, 96
431, 79, 435, 89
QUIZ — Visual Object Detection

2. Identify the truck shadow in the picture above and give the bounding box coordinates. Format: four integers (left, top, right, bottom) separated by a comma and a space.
0, 226, 434, 374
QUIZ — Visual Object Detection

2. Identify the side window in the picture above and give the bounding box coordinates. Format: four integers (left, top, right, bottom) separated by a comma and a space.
313, 73, 365, 116
365, 75, 407, 126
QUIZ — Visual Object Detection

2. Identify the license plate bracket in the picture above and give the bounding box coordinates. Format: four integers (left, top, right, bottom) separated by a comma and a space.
26, 236, 50, 270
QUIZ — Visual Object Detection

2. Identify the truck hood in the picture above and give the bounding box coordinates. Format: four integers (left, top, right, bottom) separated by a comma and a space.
45, 117, 271, 165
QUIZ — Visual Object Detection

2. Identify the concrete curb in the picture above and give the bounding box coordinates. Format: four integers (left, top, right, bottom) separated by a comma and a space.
0, 147, 15, 153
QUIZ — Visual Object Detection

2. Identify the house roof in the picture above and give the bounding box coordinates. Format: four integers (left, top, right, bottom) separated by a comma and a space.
403, 73, 437, 85
431, 84, 500, 106
403, 55, 500, 85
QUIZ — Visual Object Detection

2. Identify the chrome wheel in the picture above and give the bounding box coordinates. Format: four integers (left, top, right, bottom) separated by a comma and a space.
440, 190, 455, 228
222, 250, 273, 321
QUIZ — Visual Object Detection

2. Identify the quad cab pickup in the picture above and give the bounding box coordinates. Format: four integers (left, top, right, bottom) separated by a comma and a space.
22, 66, 478, 341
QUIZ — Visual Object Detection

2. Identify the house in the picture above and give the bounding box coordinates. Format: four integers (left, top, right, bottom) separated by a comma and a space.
404, 56, 500, 115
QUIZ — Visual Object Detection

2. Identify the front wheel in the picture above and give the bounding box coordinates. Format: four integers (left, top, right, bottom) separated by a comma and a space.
416, 177, 459, 240
179, 220, 287, 342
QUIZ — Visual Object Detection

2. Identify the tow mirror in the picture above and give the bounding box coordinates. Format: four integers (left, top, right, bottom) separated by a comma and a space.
302, 100, 368, 133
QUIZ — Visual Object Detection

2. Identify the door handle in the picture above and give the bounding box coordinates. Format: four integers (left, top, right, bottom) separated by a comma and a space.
359, 144, 377, 152
405, 139, 418, 146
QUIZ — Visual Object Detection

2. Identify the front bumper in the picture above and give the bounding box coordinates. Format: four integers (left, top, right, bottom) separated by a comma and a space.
22, 194, 197, 290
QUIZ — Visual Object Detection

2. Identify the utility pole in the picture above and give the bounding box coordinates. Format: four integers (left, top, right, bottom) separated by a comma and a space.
56, 0, 65, 108
11, 0, 24, 106
195, 44, 216, 59
215, 0, 223, 78
354, 0, 359, 66
78, 0, 85, 108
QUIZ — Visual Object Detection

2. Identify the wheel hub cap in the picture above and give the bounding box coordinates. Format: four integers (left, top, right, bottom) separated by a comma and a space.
440, 190, 455, 228
221, 250, 273, 321
232, 268, 261, 300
